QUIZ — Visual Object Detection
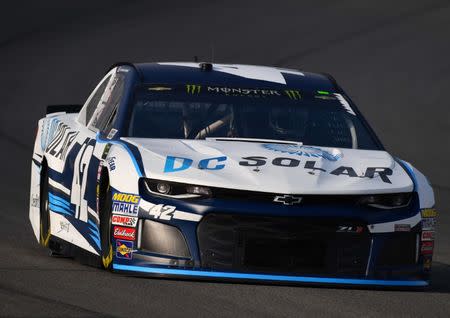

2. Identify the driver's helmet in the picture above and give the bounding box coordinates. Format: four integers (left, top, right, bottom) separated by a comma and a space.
268, 107, 308, 138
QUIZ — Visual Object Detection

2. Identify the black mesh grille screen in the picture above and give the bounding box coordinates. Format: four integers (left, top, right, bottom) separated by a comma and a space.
197, 214, 371, 276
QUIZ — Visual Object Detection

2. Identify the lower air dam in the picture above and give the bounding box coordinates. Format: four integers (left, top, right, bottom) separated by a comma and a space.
112, 264, 428, 286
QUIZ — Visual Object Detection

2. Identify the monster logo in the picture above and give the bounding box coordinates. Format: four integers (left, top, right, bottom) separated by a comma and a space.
284, 90, 301, 100
186, 84, 201, 94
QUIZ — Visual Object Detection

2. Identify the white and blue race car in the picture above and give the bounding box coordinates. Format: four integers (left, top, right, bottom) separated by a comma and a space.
29, 62, 436, 287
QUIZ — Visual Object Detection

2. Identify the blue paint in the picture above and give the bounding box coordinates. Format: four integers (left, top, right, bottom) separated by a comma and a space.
112, 264, 428, 287
87, 219, 98, 230
198, 156, 227, 170
89, 233, 101, 249
48, 193, 71, 208
96, 134, 144, 177
398, 159, 417, 191
164, 156, 193, 173
49, 204, 72, 216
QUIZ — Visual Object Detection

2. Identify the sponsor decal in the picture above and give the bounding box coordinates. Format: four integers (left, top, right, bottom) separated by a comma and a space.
186, 84, 201, 94
112, 215, 138, 227
40, 117, 60, 151
148, 86, 172, 91
107, 156, 116, 171
112, 193, 140, 203
207, 86, 281, 97
422, 218, 436, 230
164, 156, 227, 173
96, 163, 103, 212
113, 226, 136, 240
421, 231, 435, 241
420, 241, 434, 255
284, 90, 301, 100
107, 128, 117, 140
263, 144, 342, 161
423, 257, 432, 270
31, 194, 40, 208
57, 221, 70, 233
315, 95, 336, 100
394, 224, 411, 232
185, 84, 283, 97
148, 204, 176, 220
116, 240, 133, 259
239, 156, 394, 184
112, 192, 140, 216
46, 122, 79, 160
162, 151, 393, 184
421, 208, 437, 218
273, 194, 302, 205
336, 226, 364, 233
101, 143, 112, 160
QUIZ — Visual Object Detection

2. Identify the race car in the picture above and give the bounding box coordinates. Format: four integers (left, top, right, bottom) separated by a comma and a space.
29, 62, 436, 287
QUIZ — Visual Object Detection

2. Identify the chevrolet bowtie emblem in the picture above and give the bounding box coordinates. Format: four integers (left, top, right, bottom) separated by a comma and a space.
273, 194, 303, 205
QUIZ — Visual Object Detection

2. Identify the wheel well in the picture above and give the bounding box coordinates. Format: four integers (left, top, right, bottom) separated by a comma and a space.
41, 157, 48, 176
98, 166, 110, 217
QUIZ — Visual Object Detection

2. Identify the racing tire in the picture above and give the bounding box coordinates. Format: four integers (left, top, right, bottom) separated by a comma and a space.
39, 163, 51, 247
100, 183, 113, 270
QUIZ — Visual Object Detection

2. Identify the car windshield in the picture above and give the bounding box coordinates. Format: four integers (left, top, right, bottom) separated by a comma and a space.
126, 84, 380, 150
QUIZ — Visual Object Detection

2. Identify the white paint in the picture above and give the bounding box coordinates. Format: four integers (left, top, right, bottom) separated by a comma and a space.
48, 177, 70, 195
158, 62, 304, 84
173, 210, 202, 222
334, 93, 356, 116
49, 211, 99, 255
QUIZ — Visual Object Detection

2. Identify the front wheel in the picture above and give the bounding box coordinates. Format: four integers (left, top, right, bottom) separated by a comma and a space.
100, 185, 113, 269
39, 164, 51, 247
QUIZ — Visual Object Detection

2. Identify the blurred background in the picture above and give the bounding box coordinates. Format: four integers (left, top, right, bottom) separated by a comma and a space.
1, 1, 449, 317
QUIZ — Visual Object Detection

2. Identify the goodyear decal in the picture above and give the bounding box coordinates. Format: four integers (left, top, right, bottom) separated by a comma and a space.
112, 192, 140, 216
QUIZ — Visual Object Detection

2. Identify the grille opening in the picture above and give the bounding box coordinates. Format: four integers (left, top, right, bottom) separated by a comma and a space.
198, 214, 370, 277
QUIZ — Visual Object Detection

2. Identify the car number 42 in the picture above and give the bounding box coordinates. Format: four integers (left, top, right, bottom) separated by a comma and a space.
148, 204, 176, 220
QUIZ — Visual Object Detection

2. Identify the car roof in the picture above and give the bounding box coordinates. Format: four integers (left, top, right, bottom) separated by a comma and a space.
131, 62, 337, 92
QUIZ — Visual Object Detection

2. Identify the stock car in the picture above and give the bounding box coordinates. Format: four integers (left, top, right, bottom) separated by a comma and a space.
29, 62, 436, 287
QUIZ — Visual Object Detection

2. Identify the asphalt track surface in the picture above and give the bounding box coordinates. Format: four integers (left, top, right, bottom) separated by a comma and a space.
1, 1, 450, 317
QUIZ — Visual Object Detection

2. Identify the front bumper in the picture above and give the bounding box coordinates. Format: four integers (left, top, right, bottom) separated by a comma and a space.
112, 264, 428, 287
110, 188, 434, 287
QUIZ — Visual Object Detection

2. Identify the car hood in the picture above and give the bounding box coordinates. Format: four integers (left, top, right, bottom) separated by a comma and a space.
122, 138, 413, 195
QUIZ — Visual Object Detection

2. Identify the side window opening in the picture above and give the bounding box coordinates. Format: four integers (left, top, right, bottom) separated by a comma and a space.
81, 75, 112, 126
89, 72, 126, 132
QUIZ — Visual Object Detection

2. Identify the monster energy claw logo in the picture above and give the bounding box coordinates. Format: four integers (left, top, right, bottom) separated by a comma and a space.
285, 90, 301, 100
186, 84, 201, 94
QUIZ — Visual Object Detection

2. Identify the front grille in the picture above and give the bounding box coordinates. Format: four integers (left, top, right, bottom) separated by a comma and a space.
197, 214, 371, 276
376, 232, 418, 268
